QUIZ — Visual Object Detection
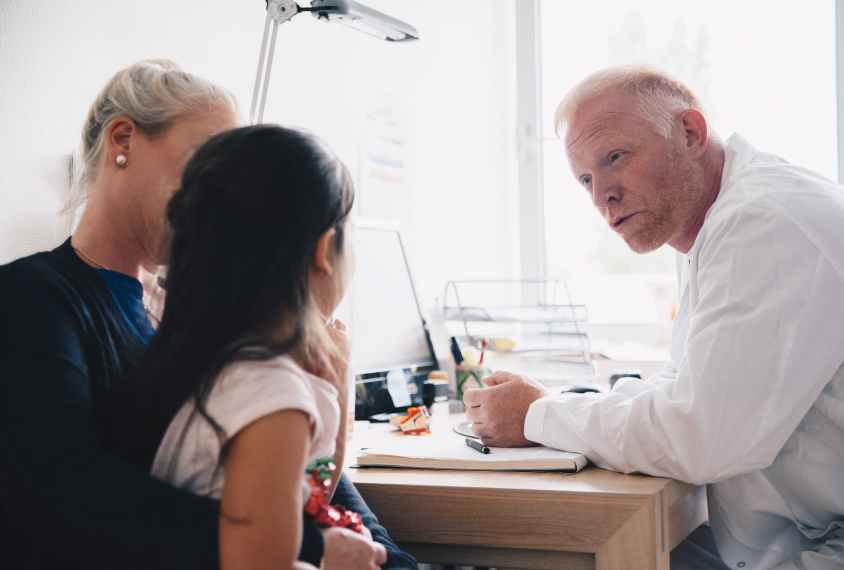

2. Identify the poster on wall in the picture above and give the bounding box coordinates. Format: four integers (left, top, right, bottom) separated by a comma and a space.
358, 87, 410, 228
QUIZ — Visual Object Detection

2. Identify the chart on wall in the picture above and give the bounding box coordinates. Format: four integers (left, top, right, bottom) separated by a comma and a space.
359, 87, 410, 228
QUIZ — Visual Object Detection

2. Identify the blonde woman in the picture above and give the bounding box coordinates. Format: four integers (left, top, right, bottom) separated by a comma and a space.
0, 60, 410, 570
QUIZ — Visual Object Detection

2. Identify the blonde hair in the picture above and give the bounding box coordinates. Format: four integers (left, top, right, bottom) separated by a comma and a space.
62, 59, 239, 227
554, 64, 719, 143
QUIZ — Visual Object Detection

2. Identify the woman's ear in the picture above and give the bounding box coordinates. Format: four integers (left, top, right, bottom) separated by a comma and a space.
106, 117, 136, 164
312, 228, 337, 276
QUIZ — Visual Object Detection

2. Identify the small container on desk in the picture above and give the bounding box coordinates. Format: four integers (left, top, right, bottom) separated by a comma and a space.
424, 371, 451, 418
454, 341, 490, 401
455, 365, 488, 400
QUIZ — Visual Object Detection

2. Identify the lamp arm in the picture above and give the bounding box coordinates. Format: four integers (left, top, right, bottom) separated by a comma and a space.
250, 0, 300, 125
249, 10, 273, 124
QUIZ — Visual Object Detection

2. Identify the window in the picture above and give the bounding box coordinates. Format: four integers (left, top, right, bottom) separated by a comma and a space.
539, 0, 838, 279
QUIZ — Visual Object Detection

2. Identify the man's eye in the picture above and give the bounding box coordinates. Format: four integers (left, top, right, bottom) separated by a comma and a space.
611, 152, 621, 162
582, 177, 591, 186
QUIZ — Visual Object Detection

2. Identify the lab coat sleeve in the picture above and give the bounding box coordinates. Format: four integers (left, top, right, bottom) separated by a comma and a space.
611, 357, 679, 398
524, 206, 844, 485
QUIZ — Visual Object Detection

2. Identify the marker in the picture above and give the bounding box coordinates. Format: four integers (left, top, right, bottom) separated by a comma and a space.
465, 437, 490, 454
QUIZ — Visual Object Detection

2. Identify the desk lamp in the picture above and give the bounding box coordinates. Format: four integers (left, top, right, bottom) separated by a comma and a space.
250, 0, 419, 124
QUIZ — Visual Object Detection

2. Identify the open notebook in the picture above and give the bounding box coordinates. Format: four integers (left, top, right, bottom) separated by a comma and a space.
355, 438, 588, 472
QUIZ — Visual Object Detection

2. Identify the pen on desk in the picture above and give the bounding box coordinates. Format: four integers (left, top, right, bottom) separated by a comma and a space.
465, 437, 490, 454
450, 337, 464, 365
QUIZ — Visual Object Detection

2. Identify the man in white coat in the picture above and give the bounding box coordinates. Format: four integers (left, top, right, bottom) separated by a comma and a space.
463, 65, 844, 569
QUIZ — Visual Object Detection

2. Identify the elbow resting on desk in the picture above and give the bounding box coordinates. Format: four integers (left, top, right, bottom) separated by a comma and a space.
530, 388, 782, 486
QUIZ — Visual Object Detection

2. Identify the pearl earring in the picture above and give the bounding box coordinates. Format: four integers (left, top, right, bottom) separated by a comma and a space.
116, 155, 126, 165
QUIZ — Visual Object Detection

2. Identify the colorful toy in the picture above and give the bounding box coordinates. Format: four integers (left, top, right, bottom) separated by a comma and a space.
304, 458, 363, 534
389, 406, 431, 435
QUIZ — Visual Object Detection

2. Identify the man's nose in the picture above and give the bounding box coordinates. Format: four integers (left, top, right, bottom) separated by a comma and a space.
591, 176, 622, 209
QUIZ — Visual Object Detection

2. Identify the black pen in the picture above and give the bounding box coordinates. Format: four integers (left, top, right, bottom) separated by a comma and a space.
465, 437, 490, 454
450, 337, 464, 365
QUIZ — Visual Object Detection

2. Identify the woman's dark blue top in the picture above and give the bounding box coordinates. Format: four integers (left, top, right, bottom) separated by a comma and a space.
0, 238, 416, 570
94, 269, 154, 344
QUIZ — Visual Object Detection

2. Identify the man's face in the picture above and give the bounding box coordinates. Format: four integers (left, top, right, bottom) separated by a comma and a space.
564, 91, 704, 254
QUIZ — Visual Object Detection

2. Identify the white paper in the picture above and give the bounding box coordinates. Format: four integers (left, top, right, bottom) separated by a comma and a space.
359, 87, 410, 227
359, 438, 582, 463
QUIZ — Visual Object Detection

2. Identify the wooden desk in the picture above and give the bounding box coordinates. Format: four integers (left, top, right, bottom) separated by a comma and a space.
344, 415, 707, 570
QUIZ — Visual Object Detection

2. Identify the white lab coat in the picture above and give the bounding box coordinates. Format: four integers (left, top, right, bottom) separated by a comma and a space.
525, 134, 844, 569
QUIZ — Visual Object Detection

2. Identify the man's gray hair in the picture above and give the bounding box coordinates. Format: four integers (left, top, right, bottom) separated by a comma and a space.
554, 65, 720, 143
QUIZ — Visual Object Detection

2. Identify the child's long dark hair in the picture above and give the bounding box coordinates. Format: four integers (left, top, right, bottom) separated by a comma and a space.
109, 125, 354, 471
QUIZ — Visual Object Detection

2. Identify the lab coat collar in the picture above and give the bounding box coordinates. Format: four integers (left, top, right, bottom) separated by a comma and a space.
687, 133, 755, 254
676, 133, 753, 286
720, 133, 756, 192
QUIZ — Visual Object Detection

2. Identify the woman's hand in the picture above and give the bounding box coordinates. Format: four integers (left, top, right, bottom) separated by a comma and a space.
322, 527, 387, 570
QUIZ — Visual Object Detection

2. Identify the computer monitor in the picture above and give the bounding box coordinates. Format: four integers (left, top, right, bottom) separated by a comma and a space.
347, 219, 438, 417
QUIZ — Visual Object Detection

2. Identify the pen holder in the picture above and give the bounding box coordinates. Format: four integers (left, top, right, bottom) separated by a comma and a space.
455, 365, 489, 400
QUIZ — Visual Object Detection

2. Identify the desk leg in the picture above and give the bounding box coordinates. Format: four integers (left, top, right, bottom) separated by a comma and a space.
595, 491, 669, 570
668, 485, 708, 551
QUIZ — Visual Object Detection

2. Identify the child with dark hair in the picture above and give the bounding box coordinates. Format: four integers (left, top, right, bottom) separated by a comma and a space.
111, 124, 373, 570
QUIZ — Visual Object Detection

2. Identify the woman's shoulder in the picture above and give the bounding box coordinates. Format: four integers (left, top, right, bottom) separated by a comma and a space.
0, 238, 107, 314
0, 239, 122, 360
3, 237, 83, 275
3, 244, 63, 290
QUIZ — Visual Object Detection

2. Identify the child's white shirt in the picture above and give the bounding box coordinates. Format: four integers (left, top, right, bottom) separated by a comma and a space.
151, 354, 340, 504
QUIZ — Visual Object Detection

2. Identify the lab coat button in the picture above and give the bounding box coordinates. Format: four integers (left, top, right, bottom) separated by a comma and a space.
737, 563, 746, 568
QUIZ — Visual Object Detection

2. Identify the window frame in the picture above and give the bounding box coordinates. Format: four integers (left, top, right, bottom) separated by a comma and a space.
519, 0, 844, 277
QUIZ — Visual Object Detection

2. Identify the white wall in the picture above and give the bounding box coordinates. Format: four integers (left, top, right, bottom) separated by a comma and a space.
0, 0, 520, 308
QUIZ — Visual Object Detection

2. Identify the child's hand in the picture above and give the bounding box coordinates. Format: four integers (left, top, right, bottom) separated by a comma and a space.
325, 319, 350, 385
293, 319, 351, 498
326, 319, 349, 498
316, 319, 349, 395
294, 319, 349, 388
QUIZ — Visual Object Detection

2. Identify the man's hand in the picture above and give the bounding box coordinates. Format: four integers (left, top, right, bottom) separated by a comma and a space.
322, 527, 387, 570
463, 371, 549, 447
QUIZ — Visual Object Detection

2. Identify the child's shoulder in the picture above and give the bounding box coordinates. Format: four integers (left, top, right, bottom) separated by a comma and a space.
213, 353, 337, 406
208, 354, 307, 409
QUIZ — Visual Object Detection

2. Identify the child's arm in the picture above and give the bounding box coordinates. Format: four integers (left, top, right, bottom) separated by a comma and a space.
326, 319, 349, 500
220, 410, 315, 570
331, 381, 347, 501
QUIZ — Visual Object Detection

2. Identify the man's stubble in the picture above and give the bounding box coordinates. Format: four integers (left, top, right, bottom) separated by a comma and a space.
622, 145, 706, 255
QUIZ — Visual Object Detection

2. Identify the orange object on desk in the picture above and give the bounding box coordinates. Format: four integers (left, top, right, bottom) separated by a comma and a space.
389, 406, 431, 435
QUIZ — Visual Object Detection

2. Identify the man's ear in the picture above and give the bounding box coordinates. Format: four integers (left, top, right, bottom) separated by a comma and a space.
312, 228, 337, 276
106, 117, 136, 164
680, 109, 708, 160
